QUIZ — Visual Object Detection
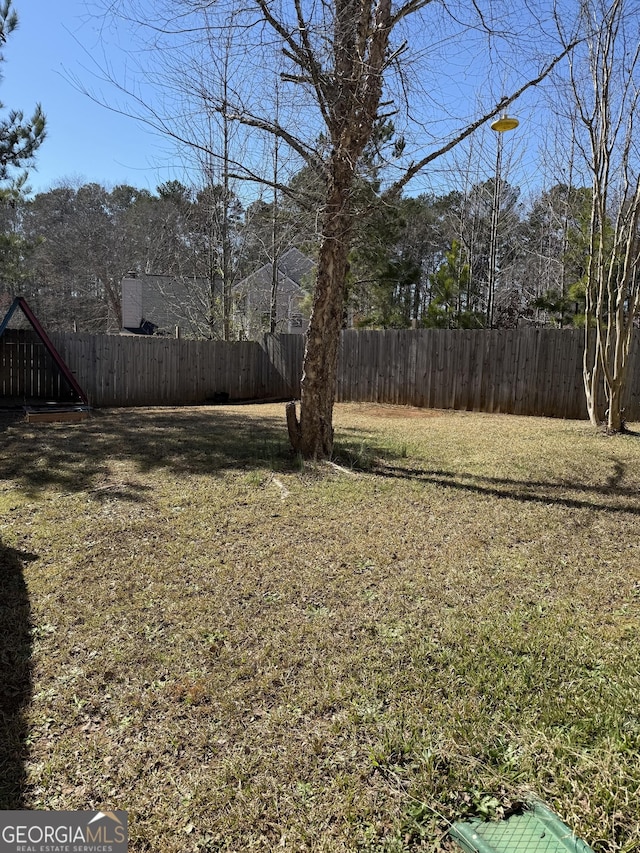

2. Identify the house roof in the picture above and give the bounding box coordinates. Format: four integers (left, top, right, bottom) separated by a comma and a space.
233, 248, 315, 295
277, 248, 316, 285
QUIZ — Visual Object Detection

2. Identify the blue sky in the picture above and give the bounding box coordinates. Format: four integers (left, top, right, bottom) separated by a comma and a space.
1, 1, 572, 201
2, 1, 173, 195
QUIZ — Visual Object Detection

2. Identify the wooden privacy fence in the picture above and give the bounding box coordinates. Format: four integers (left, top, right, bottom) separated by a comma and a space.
46, 332, 305, 408
3, 327, 640, 420
0, 329, 78, 403
337, 328, 591, 419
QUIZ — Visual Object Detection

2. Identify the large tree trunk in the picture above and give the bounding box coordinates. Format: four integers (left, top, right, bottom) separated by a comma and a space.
287, 155, 353, 459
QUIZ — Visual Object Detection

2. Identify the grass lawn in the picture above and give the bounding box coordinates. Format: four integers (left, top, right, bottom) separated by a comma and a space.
1, 402, 639, 852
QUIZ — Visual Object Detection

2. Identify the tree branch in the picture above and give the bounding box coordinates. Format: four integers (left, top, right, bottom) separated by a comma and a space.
385, 40, 579, 198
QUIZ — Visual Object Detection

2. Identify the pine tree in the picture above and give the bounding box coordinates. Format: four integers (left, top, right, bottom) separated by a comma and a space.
0, 1, 45, 195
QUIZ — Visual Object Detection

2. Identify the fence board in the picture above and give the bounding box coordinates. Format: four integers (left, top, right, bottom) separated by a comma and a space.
426, 332, 439, 409
512, 330, 528, 416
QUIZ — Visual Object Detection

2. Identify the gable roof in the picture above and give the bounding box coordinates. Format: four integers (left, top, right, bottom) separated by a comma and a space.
233, 248, 316, 296
0, 297, 89, 405
277, 248, 316, 285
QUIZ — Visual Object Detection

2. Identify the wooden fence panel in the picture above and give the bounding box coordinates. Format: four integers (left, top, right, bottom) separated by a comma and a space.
336, 332, 350, 402
369, 331, 381, 403
425, 332, 440, 409
445, 331, 457, 409
454, 330, 468, 411
476, 331, 492, 412
413, 331, 428, 408
501, 332, 519, 413
404, 332, 418, 407
536, 329, 553, 415
622, 330, 640, 420
0, 330, 74, 402
512, 330, 531, 416
432, 332, 444, 407
357, 330, 375, 402
6, 327, 639, 422
382, 331, 394, 403
461, 331, 480, 411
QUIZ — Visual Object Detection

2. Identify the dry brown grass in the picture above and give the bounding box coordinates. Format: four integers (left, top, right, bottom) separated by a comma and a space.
1, 403, 639, 852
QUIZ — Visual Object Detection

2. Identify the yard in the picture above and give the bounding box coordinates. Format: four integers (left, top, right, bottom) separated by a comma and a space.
0, 403, 639, 852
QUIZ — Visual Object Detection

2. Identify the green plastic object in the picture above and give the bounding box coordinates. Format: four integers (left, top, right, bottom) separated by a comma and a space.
449, 801, 595, 853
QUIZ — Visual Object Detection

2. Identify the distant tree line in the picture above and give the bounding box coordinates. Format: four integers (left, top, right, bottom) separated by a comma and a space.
0, 171, 593, 337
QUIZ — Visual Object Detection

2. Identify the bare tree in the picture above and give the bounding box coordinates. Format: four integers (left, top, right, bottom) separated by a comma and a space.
562, 0, 640, 431
165, 19, 246, 341
92, 0, 576, 457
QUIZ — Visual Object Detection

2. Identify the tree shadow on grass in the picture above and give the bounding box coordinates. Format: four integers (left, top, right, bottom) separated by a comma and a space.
0, 406, 307, 496
0, 541, 37, 808
375, 460, 640, 516
3, 405, 636, 516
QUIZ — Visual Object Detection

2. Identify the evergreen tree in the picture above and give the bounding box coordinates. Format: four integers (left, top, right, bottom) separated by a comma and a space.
0, 1, 45, 296
425, 241, 482, 329
0, 1, 45, 195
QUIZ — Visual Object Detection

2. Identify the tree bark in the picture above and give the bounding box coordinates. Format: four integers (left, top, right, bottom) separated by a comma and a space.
583, 325, 601, 427
607, 382, 625, 432
287, 153, 353, 458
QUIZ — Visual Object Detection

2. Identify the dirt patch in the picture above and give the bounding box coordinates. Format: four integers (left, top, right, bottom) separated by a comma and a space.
338, 402, 445, 419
